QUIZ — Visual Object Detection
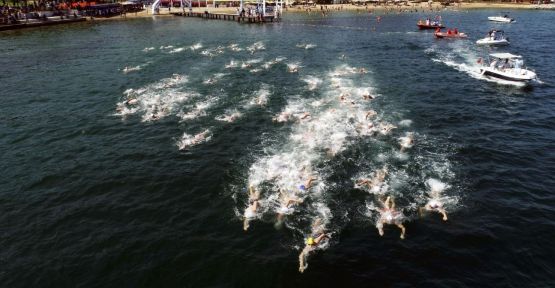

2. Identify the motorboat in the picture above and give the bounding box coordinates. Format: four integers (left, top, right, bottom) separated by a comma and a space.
478, 53, 537, 83
476, 30, 510, 46
488, 15, 514, 23
434, 28, 468, 39
417, 19, 444, 30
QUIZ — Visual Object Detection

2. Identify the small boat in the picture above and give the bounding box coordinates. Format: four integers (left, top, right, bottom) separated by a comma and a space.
478, 53, 537, 83
488, 15, 514, 23
476, 30, 510, 46
434, 29, 468, 39
417, 20, 444, 30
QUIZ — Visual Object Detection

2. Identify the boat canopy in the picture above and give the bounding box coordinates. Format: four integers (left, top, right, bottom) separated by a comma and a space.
490, 53, 521, 59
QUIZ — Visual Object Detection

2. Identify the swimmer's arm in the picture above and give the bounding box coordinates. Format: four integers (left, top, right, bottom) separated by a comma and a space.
305, 177, 317, 189
439, 208, 448, 221
314, 233, 328, 244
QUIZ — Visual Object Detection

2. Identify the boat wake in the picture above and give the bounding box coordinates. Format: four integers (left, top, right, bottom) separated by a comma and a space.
426, 43, 528, 87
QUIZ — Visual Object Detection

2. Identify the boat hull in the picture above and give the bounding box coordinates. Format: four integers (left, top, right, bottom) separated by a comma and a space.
434, 32, 468, 39
476, 38, 510, 46
488, 17, 514, 23
417, 24, 445, 30
480, 68, 536, 82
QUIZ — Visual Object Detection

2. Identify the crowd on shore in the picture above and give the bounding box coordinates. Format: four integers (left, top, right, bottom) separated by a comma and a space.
1, 1, 81, 24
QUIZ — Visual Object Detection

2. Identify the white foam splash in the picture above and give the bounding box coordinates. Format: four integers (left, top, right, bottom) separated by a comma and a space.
287, 62, 302, 73
228, 43, 243, 52
246, 41, 265, 54
168, 47, 186, 54
247, 84, 271, 107
177, 129, 211, 150
296, 43, 317, 50
225, 60, 239, 69
115, 74, 193, 121
190, 43, 203, 51
215, 109, 242, 123
122, 64, 144, 74
302, 76, 323, 91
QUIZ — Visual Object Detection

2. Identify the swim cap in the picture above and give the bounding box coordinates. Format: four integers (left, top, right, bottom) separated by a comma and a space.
299, 185, 306, 191
305, 237, 315, 245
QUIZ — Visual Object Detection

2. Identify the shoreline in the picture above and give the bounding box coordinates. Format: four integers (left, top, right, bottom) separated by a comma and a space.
2, 2, 551, 27
90, 2, 551, 21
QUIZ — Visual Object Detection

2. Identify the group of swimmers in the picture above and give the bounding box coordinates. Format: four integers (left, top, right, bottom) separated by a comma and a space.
242, 107, 451, 270
243, 135, 451, 271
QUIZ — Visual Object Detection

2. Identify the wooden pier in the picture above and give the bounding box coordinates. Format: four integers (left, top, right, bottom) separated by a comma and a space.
172, 11, 275, 23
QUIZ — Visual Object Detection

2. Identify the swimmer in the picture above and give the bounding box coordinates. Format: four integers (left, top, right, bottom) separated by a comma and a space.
365, 110, 377, 120
299, 112, 311, 120
362, 93, 375, 100
339, 92, 350, 103
378, 122, 397, 135
420, 179, 449, 221
303, 176, 318, 191
357, 167, 387, 192
273, 111, 292, 123
276, 191, 303, 223
217, 111, 241, 123
421, 198, 448, 221
376, 196, 406, 239
399, 132, 414, 152
357, 122, 376, 136
288, 65, 299, 73
299, 219, 329, 273
298, 233, 327, 273
125, 98, 138, 105
359, 67, 368, 74
243, 185, 261, 231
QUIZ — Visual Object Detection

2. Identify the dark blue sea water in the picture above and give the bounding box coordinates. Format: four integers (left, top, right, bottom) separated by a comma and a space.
1, 9, 554, 287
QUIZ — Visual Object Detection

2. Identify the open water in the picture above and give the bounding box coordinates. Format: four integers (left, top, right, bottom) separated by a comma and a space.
1, 9, 554, 287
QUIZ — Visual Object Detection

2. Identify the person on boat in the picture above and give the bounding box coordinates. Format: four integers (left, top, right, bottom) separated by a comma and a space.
435, 27, 441, 33
514, 59, 523, 73
376, 196, 406, 239
491, 30, 496, 40
501, 59, 510, 70
490, 59, 498, 69
447, 29, 452, 35
243, 185, 261, 231
454, 28, 458, 35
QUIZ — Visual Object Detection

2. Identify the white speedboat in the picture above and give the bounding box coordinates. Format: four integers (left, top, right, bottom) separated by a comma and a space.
488, 15, 514, 23
478, 53, 536, 83
476, 30, 510, 46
